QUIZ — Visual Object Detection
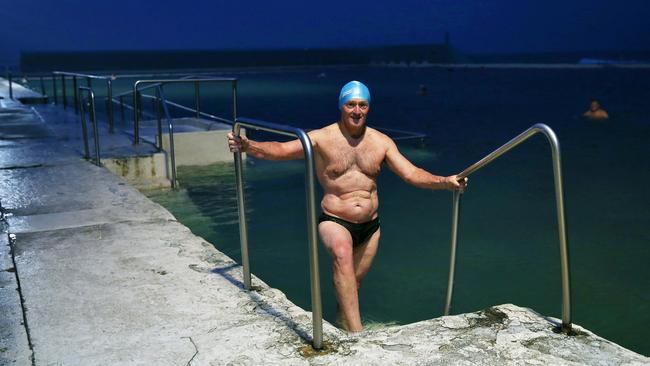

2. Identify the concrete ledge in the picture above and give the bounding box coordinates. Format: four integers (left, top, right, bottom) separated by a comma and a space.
0, 232, 32, 365
103, 153, 172, 190
1, 87, 648, 365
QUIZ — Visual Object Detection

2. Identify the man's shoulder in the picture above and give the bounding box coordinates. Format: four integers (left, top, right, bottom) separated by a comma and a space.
366, 126, 394, 144
309, 123, 337, 137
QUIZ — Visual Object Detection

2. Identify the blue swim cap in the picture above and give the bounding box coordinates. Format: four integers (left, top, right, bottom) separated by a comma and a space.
338, 81, 371, 110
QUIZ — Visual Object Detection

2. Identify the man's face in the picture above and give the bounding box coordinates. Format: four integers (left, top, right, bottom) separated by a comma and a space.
590, 101, 601, 112
340, 98, 369, 130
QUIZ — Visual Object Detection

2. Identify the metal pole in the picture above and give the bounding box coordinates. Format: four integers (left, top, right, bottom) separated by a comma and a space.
158, 87, 177, 188
107, 78, 114, 133
73, 76, 78, 113
155, 88, 163, 150
233, 123, 251, 290
52, 73, 58, 104
88, 89, 101, 166
298, 129, 323, 350
444, 190, 462, 315
194, 80, 200, 118
546, 130, 572, 333
40, 76, 45, 95
133, 84, 140, 145
78, 93, 90, 159
61, 75, 67, 109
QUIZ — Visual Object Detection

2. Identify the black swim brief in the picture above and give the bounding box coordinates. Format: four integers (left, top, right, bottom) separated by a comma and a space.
318, 213, 380, 247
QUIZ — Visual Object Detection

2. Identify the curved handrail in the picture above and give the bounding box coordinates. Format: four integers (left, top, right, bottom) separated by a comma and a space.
232, 117, 323, 350
52, 71, 115, 133
77, 86, 101, 166
154, 86, 178, 188
132, 78, 238, 144
444, 123, 572, 333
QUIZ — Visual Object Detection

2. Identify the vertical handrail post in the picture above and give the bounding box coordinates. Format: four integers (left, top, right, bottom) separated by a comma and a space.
73, 76, 79, 113
88, 88, 101, 166
133, 83, 140, 145
157, 86, 177, 188
444, 190, 462, 315
107, 78, 114, 133
78, 92, 90, 159
298, 129, 323, 350
155, 87, 163, 150
52, 73, 58, 104
61, 75, 67, 108
233, 123, 251, 290
546, 129, 572, 333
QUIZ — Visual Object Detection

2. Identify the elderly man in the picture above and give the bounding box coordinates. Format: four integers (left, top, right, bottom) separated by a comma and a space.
228, 81, 466, 332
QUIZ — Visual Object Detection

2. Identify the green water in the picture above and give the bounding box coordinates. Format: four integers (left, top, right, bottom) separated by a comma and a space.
135, 66, 649, 355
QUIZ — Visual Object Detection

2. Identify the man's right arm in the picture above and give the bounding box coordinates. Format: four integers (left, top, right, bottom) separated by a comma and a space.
227, 132, 311, 161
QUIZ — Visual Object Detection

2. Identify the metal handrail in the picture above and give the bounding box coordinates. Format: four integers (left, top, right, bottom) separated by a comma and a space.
132, 78, 237, 144
111, 74, 199, 99
232, 117, 323, 350
77, 86, 101, 166
443, 123, 572, 333
138, 93, 234, 125
52, 71, 115, 133
152, 86, 178, 188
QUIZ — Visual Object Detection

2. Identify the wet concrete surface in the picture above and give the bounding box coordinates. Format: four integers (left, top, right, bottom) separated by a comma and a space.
0, 82, 648, 365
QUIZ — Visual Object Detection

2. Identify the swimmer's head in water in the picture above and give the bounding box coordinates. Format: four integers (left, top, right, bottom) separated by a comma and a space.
339, 81, 371, 110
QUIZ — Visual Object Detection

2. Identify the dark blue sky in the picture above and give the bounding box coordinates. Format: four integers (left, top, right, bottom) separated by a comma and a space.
2, 0, 650, 65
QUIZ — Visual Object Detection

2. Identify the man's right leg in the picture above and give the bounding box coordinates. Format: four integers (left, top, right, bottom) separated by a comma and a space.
318, 221, 363, 332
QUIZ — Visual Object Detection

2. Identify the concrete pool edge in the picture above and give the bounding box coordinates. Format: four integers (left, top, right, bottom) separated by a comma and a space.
1, 83, 648, 364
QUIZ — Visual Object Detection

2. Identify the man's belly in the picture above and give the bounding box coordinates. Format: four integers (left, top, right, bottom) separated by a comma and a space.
321, 191, 378, 223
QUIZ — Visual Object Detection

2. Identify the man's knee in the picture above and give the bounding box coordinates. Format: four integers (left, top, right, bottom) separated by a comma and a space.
329, 239, 353, 266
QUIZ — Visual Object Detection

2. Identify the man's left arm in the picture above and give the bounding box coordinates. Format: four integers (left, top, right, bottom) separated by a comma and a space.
384, 136, 466, 191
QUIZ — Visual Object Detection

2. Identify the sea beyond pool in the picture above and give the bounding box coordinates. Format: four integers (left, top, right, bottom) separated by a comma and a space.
45, 65, 648, 355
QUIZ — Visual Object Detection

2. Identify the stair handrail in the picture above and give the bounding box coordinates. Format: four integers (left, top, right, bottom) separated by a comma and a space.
444, 123, 572, 333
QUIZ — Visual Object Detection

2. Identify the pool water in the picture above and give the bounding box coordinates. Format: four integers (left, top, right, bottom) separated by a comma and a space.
137, 66, 648, 355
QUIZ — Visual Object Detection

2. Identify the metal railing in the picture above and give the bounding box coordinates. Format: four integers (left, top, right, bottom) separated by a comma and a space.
52, 71, 116, 133
232, 117, 323, 350
131, 77, 238, 145
152, 85, 179, 188
443, 123, 572, 333
77, 86, 101, 166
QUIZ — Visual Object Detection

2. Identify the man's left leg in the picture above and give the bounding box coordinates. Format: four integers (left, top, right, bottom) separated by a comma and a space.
353, 228, 380, 289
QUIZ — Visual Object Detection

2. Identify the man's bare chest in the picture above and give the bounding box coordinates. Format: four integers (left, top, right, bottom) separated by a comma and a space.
318, 142, 384, 179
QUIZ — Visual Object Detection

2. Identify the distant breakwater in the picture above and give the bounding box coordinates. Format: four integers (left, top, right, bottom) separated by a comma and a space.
20, 44, 456, 72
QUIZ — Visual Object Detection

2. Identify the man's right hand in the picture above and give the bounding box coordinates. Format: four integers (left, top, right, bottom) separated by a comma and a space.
227, 132, 249, 153
444, 175, 468, 193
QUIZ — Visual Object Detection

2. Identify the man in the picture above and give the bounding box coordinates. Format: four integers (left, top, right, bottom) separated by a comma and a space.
228, 81, 467, 332
583, 99, 609, 120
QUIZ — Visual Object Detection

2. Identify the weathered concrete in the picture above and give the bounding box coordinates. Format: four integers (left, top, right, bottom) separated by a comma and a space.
1, 83, 648, 365
140, 117, 243, 166
0, 230, 32, 365
0, 77, 47, 104
102, 153, 172, 190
